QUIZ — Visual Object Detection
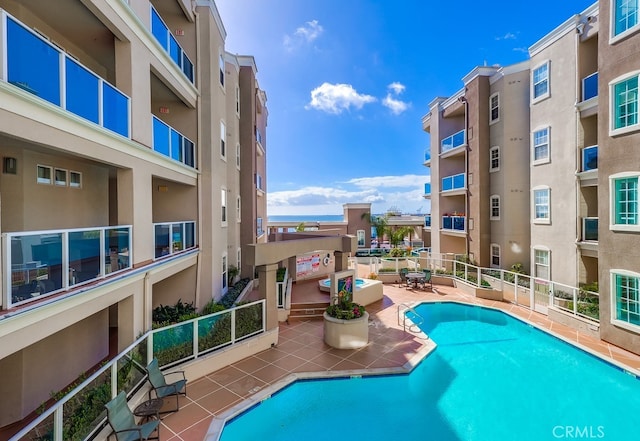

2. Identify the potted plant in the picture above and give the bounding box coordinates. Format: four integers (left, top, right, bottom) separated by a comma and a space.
323, 271, 369, 349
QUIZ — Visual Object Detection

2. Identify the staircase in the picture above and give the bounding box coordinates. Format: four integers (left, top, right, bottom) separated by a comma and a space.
287, 301, 329, 322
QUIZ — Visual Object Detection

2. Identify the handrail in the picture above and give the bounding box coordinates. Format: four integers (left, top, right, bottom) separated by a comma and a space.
397, 303, 428, 339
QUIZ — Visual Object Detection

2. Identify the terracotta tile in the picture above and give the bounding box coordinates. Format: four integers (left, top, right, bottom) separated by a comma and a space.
292, 361, 326, 373
187, 377, 222, 401
274, 338, 305, 352
270, 354, 308, 371
171, 416, 213, 441
206, 365, 247, 385
251, 364, 289, 384
197, 387, 242, 415
254, 347, 289, 363
232, 356, 269, 374
331, 358, 366, 371
308, 352, 343, 369
225, 375, 267, 398
160, 402, 211, 435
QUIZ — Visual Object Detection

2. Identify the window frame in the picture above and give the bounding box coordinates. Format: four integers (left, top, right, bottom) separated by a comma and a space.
220, 120, 226, 160
54, 168, 67, 186
222, 252, 228, 293
490, 195, 501, 220
531, 61, 550, 103
611, 0, 640, 43
609, 71, 640, 136
532, 126, 550, 165
532, 186, 551, 224
533, 247, 550, 280
235, 85, 240, 116
610, 269, 640, 332
221, 187, 228, 226
236, 143, 241, 170
37, 165, 52, 185
69, 171, 82, 188
489, 92, 500, 124
236, 195, 241, 222
219, 53, 225, 87
490, 243, 501, 268
489, 146, 500, 172
610, 172, 640, 232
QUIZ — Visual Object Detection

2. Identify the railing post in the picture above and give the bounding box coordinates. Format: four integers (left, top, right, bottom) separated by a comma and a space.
529, 278, 535, 311
193, 319, 199, 357
515, 274, 519, 305
230, 308, 236, 343
54, 406, 63, 440
573, 288, 578, 315
147, 333, 154, 365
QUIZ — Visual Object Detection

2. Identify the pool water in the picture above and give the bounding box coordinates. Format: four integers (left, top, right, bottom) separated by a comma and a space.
219, 302, 640, 441
320, 278, 366, 288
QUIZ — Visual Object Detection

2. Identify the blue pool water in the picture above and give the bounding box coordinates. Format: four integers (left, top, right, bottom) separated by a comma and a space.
219, 302, 640, 441
320, 278, 366, 288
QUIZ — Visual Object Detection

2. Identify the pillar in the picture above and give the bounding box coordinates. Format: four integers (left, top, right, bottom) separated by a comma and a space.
334, 251, 349, 272
257, 263, 278, 331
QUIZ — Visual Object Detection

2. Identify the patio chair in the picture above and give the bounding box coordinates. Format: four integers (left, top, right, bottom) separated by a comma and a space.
421, 269, 433, 290
105, 391, 159, 441
145, 358, 187, 413
399, 268, 409, 288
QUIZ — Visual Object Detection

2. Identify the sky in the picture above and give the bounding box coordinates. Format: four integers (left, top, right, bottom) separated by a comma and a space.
215, 0, 596, 216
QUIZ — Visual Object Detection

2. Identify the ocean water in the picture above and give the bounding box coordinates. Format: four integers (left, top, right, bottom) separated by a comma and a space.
267, 214, 344, 222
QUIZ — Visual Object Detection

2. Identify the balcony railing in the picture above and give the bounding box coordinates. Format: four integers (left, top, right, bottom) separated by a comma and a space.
154, 221, 196, 259
582, 217, 598, 242
256, 128, 263, 146
442, 216, 466, 232
150, 6, 194, 83
424, 183, 431, 195
256, 174, 264, 191
4, 226, 132, 308
581, 145, 598, 172
441, 173, 466, 192
424, 149, 431, 163
582, 72, 598, 101
441, 129, 466, 154
425, 215, 431, 228
152, 116, 196, 168
4, 13, 130, 137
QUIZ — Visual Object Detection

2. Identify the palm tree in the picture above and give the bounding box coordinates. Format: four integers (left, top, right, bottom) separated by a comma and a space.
389, 226, 413, 248
360, 212, 387, 247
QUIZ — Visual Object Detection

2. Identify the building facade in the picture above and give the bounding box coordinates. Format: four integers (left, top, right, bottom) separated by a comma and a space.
0, 0, 266, 428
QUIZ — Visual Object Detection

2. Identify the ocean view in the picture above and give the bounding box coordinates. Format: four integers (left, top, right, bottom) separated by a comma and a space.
268, 214, 344, 222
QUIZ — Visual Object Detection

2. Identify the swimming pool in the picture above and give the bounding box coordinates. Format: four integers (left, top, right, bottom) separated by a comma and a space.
318, 277, 366, 292
218, 302, 640, 441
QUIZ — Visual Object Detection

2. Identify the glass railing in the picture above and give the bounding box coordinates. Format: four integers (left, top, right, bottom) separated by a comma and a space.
582, 145, 598, 172
151, 6, 194, 83
425, 215, 431, 228
257, 217, 264, 237
441, 129, 466, 153
424, 183, 431, 195
442, 216, 466, 231
152, 116, 196, 168
256, 128, 263, 146
4, 226, 131, 308
582, 72, 598, 101
424, 149, 431, 162
441, 173, 466, 192
4, 14, 130, 137
582, 217, 598, 242
256, 174, 263, 191
154, 221, 196, 259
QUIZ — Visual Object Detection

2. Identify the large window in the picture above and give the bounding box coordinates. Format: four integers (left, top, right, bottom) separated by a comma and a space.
490, 195, 500, 220
534, 249, 550, 280
614, 0, 639, 37
490, 146, 500, 172
491, 244, 501, 268
533, 127, 550, 163
532, 62, 549, 101
533, 187, 550, 223
611, 174, 639, 230
612, 271, 640, 329
489, 93, 500, 123
611, 75, 638, 133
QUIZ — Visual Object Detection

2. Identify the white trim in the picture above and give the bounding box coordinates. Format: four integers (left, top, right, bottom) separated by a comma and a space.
69, 170, 82, 189
36, 164, 52, 185
221, 187, 228, 226
609, 71, 640, 136
610, 269, 640, 334
54, 168, 67, 186
489, 146, 500, 173
490, 243, 501, 268
609, 173, 640, 232
222, 251, 228, 294
532, 247, 551, 280
236, 195, 241, 223
220, 120, 227, 160
531, 60, 550, 104
532, 186, 551, 224
489, 92, 500, 125
236, 143, 241, 170
610, 0, 640, 44
490, 195, 501, 220
532, 126, 551, 165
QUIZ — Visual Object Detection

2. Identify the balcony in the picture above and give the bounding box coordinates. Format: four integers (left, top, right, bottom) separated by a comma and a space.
442, 216, 466, 232
154, 221, 196, 259
256, 128, 265, 156
582, 217, 598, 242
441, 173, 466, 194
151, 6, 194, 83
440, 129, 466, 154
4, 226, 131, 308
582, 72, 598, 102
424, 149, 431, 165
4, 13, 130, 137
256, 174, 264, 193
577, 145, 597, 185
424, 183, 431, 198
425, 215, 431, 228
152, 116, 196, 168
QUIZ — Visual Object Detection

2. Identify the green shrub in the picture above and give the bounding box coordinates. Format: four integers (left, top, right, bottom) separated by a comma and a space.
152, 299, 196, 326
276, 267, 286, 282
388, 248, 406, 258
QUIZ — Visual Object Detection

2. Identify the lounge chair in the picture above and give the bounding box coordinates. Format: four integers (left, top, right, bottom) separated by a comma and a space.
105, 391, 159, 441
145, 358, 187, 413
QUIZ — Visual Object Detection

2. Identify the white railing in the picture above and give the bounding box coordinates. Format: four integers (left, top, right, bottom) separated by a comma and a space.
276, 267, 289, 309
10, 299, 266, 441
440, 129, 466, 153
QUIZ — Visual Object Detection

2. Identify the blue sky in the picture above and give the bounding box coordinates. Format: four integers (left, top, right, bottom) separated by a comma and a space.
216, 0, 595, 216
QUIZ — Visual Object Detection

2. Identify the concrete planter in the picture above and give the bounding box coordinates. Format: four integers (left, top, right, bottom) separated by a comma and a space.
453, 279, 503, 301
323, 311, 369, 349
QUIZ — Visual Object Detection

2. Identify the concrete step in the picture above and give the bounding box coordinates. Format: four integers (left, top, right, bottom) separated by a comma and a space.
288, 302, 329, 322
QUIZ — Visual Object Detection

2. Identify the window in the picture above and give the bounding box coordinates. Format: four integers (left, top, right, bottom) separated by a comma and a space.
220, 121, 226, 158
534, 249, 550, 280
611, 75, 638, 133
235, 85, 240, 115
357, 230, 365, 247
219, 54, 225, 86
37, 165, 52, 184
54, 168, 67, 186
533, 187, 550, 223
236, 143, 241, 169
69, 171, 82, 188
491, 244, 501, 268
612, 271, 640, 329
222, 253, 228, 292
611, 174, 639, 230
613, 0, 639, 37
490, 146, 500, 172
257, 217, 263, 237
221, 188, 227, 224
236, 195, 241, 221
490, 195, 500, 220
533, 127, 550, 163
237, 248, 241, 273
532, 62, 549, 100
489, 93, 499, 123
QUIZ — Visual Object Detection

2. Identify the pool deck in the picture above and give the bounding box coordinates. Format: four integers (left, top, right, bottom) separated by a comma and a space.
157, 279, 640, 441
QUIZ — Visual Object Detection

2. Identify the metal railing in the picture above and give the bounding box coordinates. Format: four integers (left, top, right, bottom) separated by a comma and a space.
11, 299, 266, 441
440, 129, 466, 153
153, 221, 197, 259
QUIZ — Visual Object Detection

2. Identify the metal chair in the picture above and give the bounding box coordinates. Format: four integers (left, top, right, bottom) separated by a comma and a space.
105, 391, 159, 441
145, 358, 187, 413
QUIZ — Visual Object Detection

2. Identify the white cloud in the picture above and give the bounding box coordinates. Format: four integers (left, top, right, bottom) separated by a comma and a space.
382, 82, 410, 115
284, 20, 324, 51
513, 47, 528, 54
307, 83, 376, 114
495, 32, 517, 41
346, 174, 428, 188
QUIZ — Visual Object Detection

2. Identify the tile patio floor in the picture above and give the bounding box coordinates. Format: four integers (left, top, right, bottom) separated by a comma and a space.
157, 279, 640, 441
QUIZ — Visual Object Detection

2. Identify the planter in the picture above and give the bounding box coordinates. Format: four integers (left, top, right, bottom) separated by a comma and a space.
323, 311, 369, 349
453, 279, 503, 301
